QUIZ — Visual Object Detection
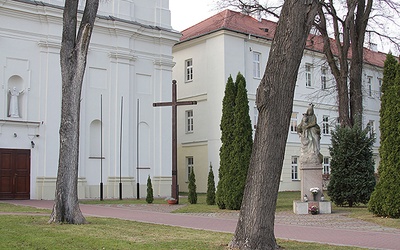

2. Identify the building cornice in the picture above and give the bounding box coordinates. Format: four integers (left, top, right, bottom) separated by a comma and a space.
0, 119, 41, 127
178, 93, 207, 102
3, 0, 181, 39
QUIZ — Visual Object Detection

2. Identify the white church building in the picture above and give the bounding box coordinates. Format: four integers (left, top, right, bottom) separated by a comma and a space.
173, 10, 385, 193
0, 0, 180, 200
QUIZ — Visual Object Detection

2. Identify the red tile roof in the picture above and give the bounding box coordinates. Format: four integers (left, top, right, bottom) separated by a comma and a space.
179, 9, 387, 68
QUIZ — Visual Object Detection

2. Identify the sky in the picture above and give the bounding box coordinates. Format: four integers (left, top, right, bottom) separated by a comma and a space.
168, 0, 398, 54
169, 0, 219, 31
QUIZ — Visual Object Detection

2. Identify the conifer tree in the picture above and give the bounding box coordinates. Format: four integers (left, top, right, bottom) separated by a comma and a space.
206, 163, 216, 205
369, 54, 400, 218
225, 72, 253, 210
327, 122, 375, 207
146, 175, 154, 204
216, 75, 237, 209
188, 169, 197, 204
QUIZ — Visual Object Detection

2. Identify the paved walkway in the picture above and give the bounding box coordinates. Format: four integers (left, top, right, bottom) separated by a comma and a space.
2, 200, 400, 249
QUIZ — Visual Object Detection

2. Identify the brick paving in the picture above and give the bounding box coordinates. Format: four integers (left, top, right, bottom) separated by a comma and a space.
99, 204, 399, 233
2, 200, 400, 249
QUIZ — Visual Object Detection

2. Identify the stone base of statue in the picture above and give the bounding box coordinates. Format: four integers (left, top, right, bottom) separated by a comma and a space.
293, 200, 332, 214
300, 153, 323, 201
293, 152, 332, 214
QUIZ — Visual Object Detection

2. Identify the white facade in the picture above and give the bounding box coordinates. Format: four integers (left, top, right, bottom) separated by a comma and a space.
0, 0, 180, 200
173, 12, 383, 193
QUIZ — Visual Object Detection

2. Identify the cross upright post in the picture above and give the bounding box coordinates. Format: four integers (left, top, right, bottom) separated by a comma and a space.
153, 80, 197, 204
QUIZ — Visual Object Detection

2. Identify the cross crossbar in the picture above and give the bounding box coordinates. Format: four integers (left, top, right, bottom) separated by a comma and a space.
153, 101, 197, 107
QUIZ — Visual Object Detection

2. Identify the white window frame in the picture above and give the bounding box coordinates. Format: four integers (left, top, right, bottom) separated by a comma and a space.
253, 52, 261, 79
322, 115, 330, 135
185, 59, 193, 82
321, 66, 327, 90
186, 156, 194, 181
336, 117, 341, 128
290, 112, 298, 133
185, 110, 194, 133
291, 156, 299, 180
367, 120, 375, 135
367, 76, 372, 97
323, 157, 330, 175
305, 63, 312, 87
378, 78, 382, 98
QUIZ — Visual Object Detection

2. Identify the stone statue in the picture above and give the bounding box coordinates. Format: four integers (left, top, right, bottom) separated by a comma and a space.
293, 103, 331, 215
297, 103, 323, 163
8, 86, 24, 118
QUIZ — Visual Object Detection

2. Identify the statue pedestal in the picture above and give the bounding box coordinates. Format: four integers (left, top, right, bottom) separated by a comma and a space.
300, 153, 323, 201
293, 201, 332, 214
293, 152, 331, 214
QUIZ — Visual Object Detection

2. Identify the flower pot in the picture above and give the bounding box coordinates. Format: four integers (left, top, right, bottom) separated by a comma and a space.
167, 199, 177, 205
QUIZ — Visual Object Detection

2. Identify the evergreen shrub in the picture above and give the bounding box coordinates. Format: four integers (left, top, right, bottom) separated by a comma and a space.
327, 123, 376, 207
188, 169, 197, 204
368, 53, 400, 218
146, 175, 154, 204
216, 75, 236, 209
206, 163, 216, 205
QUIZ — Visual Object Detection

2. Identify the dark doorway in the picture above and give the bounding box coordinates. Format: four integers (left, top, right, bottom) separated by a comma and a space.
0, 148, 30, 199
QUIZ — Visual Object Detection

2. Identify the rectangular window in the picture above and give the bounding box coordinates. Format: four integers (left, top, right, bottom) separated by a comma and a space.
322, 115, 329, 135
368, 120, 375, 135
305, 64, 312, 87
336, 117, 341, 127
321, 66, 327, 90
367, 76, 372, 97
186, 157, 194, 181
290, 112, 298, 133
378, 78, 382, 98
253, 52, 261, 78
186, 110, 194, 133
291, 156, 299, 180
323, 157, 330, 175
185, 59, 193, 82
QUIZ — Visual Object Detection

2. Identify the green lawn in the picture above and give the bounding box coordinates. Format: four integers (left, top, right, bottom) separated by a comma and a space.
0, 202, 50, 213
80, 192, 302, 213
0, 210, 361, 250
0, 191, 397, 249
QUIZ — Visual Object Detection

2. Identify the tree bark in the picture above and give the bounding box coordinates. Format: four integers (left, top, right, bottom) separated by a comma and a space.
316, 0, 372, 127
49, 0, 99, 224
229, 0, 318, 249
316, 3, 353, 127
349, 0, 372, 126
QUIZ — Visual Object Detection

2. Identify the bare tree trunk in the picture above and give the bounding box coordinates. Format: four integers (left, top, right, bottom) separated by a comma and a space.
349, 48, 363, 126
49, 0, 99, 224
229, 0, 318, 249
316, 0, 372, 127
316, 4, 352, 127
349, 0, 372, 126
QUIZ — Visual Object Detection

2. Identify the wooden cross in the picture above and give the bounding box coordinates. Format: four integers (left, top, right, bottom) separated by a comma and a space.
153, 80, 197, 204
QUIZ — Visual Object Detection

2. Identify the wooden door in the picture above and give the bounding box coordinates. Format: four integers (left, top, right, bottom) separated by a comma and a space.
0, 149, 30, 199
